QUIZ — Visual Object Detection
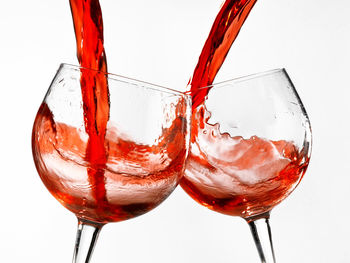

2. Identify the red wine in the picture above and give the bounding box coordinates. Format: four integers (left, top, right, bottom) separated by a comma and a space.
181, 138, 308, 218
180, 0, 310, 218
181, 106, 309, 218
69, 0, 110, 212
67, 0, 257, 215
33, 0, 192, 224
36, 0, 260, 222
32, 103, 188, 223
189, 0, 257, 107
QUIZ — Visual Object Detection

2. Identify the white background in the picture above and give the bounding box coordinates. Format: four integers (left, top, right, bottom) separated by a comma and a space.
1, 0, 350, 262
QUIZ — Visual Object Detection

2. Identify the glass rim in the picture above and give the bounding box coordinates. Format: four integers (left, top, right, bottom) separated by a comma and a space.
189, 68, 287, 91
59, 63, 190, 98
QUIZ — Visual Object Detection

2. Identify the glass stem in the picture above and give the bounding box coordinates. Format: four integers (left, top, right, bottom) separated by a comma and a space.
246, 213, 276, 263
72, 219, 104, 263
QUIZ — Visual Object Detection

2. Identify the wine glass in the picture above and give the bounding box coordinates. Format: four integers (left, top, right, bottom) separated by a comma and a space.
32, 63, 191, 263
180, 69, 312, 262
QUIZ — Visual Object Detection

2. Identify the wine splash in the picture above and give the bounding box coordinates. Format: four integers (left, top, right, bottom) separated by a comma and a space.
32, 100, 189, 223
179, 0, 309, 218
69, 0, 110, 210
181, 137, 309, 218
180, 106, 309, 218
66, 0, 259, 218
190, 0, 257, 107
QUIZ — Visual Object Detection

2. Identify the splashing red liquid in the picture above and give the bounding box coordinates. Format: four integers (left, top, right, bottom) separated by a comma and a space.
189, 0, 257, 107
181, 138, 309, 218
180, 106, 309, 218
180, 0, 311, 218
44, 0, 258, 221
69, 0, 110, 212
32, 101, 189, 223
67, 0, 258, 215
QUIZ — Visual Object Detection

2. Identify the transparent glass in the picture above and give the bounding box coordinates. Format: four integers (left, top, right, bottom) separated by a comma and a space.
32, 63, 191, 263
180, 69, 312, 262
